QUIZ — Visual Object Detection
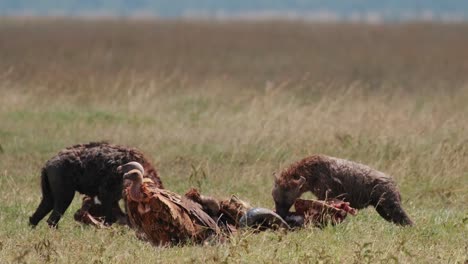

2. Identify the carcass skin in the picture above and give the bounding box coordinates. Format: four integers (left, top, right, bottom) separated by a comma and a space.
288, 198, 357, 228
123, 170, 220, 246
74, 196, 128, 227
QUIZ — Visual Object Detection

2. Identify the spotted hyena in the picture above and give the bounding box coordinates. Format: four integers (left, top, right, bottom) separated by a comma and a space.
272, 154, 413, 226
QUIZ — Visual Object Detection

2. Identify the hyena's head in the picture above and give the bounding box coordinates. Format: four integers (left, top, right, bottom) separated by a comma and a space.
272, 171, 306, 218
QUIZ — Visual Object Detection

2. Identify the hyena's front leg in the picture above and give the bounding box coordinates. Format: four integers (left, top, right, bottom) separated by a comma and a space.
372, 185, 413, 226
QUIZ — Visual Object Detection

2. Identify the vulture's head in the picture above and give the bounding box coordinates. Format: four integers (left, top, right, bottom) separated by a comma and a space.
123, 169, 143, 182
122, 170, 144, 202
119, 162, 146, 202
117, 161, 144, 175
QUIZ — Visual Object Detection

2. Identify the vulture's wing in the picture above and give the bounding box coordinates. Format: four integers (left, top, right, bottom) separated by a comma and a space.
181, 197, 219, 231
150, 187, 220, 237
144, 186, 198, 235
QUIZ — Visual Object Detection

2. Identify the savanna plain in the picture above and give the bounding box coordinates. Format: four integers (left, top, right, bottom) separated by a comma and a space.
0, 19, 467, 263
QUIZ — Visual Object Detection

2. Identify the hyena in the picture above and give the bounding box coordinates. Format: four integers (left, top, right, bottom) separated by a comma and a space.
272, 154, 413, 226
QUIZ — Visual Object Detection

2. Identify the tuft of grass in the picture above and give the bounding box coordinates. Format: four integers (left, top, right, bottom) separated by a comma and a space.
0, 19, 467, 263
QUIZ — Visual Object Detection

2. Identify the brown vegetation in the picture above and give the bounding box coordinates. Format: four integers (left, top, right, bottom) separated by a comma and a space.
1, 20, 468, 97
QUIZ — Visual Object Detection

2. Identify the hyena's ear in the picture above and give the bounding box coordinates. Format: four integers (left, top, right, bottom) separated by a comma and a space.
272, 172, 280, 183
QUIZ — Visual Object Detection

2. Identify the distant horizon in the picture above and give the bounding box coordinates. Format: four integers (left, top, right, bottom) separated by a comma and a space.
1, 10, 467, 24
1, 0, 467, 22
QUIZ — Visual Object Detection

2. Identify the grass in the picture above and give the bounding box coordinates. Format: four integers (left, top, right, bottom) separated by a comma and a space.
0, 19, 467, 263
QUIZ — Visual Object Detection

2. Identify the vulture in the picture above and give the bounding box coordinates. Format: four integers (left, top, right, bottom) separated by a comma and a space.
119, 162, 221, 246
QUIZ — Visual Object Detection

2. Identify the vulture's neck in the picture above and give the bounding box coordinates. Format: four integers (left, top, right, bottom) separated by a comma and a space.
129, 178, 145, 202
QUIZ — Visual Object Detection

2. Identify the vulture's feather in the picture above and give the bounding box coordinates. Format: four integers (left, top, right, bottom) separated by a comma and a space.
123, 172, 220, 246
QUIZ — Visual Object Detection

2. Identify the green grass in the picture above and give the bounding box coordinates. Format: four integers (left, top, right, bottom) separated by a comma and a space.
0, 20, 467, 263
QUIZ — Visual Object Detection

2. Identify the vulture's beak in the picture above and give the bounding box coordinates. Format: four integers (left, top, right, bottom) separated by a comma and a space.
116, 165, 123, 173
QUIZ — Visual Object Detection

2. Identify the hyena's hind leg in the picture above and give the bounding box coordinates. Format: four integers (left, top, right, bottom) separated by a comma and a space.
45, 169, 76, 228
29, 192, 54, 226
30, 170, 54, 227
372, 185, 413, 226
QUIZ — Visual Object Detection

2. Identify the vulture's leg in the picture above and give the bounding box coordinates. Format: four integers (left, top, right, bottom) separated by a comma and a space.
46, 171, 75, 228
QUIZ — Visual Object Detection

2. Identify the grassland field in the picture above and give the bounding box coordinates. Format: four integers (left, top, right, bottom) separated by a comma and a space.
0, 19, 467, 263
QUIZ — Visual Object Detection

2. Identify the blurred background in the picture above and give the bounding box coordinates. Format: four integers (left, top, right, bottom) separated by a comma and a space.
0, 0, 467, 22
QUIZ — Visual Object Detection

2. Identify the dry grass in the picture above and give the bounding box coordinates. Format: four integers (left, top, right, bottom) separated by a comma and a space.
0, 19, 467, 263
